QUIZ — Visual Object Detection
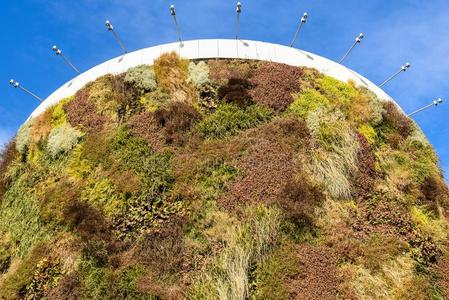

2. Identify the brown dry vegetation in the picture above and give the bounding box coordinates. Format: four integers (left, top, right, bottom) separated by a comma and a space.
351, 132, 378, 200
64, 92, 109, 133
0, 141, 18, 200
288, 244, 340, 300
249, 62, 304, 111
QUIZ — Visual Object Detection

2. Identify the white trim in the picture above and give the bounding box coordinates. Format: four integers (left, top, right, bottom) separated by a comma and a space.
28, 39, 395, 119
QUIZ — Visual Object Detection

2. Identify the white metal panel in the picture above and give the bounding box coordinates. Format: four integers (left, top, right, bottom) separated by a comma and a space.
28, 39, 396, 119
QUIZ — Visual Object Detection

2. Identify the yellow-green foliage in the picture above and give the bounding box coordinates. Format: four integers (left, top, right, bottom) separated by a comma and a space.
340, 255, 429, 300
189, 61, 210, 86
47, 124, 83, 158
50, 97, 71, 127
139, 88, 171, 112
306, 109, 359, 199
358, 124, 377, 145
411, 206, 448, 245
87, 75, 121, 121
65, 144, 92, 180
154, 51, 195, 103
196, 103, 273, 139
251, 243, 299, 300
289, 89, 330, 119
124, 64, 157, 93
80, 172, 126, 217
0, 174, 50, 257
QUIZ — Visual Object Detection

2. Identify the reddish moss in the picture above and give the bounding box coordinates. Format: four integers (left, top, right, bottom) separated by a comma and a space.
249, 62, 304, 111
381, 102, 413, 139
220, 118, 315, 213
435, 258, 449, 298
288, 245, 340, 300
64, 93, 109, 133
129, 102, 201, 150
419, 175, 449, 215
0, 140, 18, 200
351, 132, 377, 200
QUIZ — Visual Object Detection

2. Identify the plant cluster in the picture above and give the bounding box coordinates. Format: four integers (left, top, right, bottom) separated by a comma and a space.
1, 56, 448, 299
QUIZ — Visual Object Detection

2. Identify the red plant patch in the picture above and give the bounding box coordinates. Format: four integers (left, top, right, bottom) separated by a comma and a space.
419, 175, 449, 215
435, 258, 449, 298
0, 140, 18, 200
64, 92, 109, 133
351, 132, 377, 200
381, 102, 413, 139
249, 62, 304, 111
288, 244, 340, 300
128, 102, 201, 150
220, 139, 295, 210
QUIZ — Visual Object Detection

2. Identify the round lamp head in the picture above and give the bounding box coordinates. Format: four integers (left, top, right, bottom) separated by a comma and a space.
170, 5, 176, 15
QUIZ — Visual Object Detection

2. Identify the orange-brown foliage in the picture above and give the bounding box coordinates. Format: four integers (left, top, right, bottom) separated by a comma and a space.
0, 140, 18, 200
351, 133, 377, 200
249, 62, 303, 111
64, 92, 109, 133
288, 244, 340, 300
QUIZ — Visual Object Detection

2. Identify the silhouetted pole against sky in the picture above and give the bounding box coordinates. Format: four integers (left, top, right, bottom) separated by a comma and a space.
9, 79, 43, 102
379, 63, 411, 88
105, 20, 128, 54
290, 12, 308, 48
52, 45, 80, 74
170, 5, 183, 45
408, 98, 444, 117
236, 2, 242, 39
339, 33, 364, 64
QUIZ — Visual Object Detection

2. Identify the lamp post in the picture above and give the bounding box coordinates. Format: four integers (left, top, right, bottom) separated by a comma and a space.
105, 20, 128, 54
170, 5, 183, 44
236, 2, 242, 40
52, 45, 80, 74
339, 33, 364, 64
408, 98, 444, 117
9, 79, 43, 102
379, 63, 411, 88
290, 12, 308, 48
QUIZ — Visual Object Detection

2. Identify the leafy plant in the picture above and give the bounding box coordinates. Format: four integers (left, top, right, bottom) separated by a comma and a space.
124, 64, 157, 93
189, 61, 210, 86
196, 103, 272, 139
47, 124, 84, 158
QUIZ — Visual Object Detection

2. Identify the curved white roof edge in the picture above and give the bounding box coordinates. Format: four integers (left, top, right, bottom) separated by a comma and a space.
28, 39, 396, 119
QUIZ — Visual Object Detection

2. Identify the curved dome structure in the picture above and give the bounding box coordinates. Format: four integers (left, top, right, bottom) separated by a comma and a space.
30, 39, 394, 118
2, 38, 449, 300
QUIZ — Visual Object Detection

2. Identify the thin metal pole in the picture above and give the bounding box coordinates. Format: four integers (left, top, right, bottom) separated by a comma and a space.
170, 5, 182, 44
290, 13, 308, 48
106, 21, 128, 54
379, 63, 411, 88
408, 98, 443, 117
236, 2, 242, 40
9, 80, 43, 102
339, 33, 364, 64
52, 46, 80, 74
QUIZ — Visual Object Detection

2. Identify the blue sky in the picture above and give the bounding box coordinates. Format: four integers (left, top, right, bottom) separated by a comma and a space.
1, 0, 448, 177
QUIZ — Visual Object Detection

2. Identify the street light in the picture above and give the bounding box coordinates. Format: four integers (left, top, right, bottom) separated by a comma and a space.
105, 20, 128, 54
170, 5, 183, 44
379, 63, 411, 88
52, 45, 81, 74
339, 33, 364, 64
236, 2, 242, 40
408, 98, 443, 117
9, 79, 43, 102
290, 12, 308, 48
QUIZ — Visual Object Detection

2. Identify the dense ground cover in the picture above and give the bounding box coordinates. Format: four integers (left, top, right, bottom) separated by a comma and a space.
1, 52, 449, 299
